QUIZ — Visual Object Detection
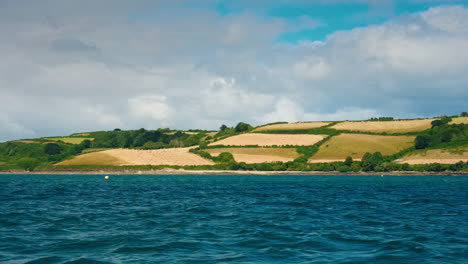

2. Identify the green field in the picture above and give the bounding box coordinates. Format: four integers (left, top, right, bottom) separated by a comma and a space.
310, 134, 415, 161
45, 137, 94, 144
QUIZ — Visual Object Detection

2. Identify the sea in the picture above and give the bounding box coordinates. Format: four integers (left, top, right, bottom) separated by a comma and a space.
0, 174, 467, 264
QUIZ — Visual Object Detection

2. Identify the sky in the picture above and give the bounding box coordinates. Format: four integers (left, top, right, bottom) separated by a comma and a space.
0, 0, 467, 142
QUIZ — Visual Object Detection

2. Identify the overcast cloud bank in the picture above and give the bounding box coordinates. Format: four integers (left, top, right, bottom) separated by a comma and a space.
0, 2, 467, 141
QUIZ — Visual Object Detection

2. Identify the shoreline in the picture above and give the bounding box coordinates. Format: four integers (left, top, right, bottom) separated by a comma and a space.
0, 169, 466, 176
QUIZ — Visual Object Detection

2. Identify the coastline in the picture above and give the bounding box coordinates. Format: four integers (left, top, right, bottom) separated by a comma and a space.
0, 169, 466, 176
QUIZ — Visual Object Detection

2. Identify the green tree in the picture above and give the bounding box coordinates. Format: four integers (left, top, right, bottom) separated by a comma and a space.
142, 141, 166, 149
220, 124, 228, 131
18, 157, 40, 171
74, 139, 92, 154
81, 139, 92, 148
440, 116, 452, 124
350, 162, 361, 172
344, 156, 353, 166
44, 143, 61, 155
415, 134, 431, 149
234, 122, 252, 132
361, 152, 372, 171
132, 133, 146, 147
461, 112, 468, 117
449, 161, 465, 171
432, 116, 452, 127
431, 120, 444, 127
362, 152, 384, 171
216, 152, 235, 163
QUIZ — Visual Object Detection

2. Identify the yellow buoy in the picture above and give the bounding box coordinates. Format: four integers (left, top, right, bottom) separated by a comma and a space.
104, 176, 109, 180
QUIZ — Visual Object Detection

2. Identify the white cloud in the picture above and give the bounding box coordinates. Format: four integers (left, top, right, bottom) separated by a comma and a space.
293, 58, 330, 80
128, 95, 173, 126
259, 98, 304, 124
0, 3, 467, 141
81, 105, 121, 127
0, 114, 36, 142
421, 5, 468, 34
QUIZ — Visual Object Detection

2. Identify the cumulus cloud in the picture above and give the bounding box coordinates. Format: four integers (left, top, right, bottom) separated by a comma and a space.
0, 2, 467, 141
128, 95, 173, 126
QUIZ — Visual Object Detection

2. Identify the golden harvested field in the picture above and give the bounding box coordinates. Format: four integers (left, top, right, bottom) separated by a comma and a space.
46, 137, 93, 144
329, 119, 434, 133
309, 134, 415, 162
81, 148, 111, 154
399, 147, 468, 164
449, 117, 468, 124
210, 133, 325, 146
254, 122, 329, 132
57, 147, 214, 166
14, 140, 49, 144
57, 151, 126, 166
206, 148, 300, 163
71, 133, 91, 136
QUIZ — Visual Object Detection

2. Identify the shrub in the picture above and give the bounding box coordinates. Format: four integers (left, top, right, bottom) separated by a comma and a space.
344, 156, 353, 166
216, 152, 235, 163
44, 143, 61, 155
234, 122, 252, 132
142, 141, 166, 149
362, 152, 384, 171
415, 134, 431, 149
18, 157, 40, 171
220, 124, 228, 131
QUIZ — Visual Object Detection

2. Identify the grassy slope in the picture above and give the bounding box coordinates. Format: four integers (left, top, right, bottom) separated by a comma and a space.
46, 137, 93, 144
309, 134, 415, 161
401, 146, 468, 164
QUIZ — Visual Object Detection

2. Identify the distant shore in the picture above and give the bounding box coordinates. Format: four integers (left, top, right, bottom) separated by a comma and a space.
0, 169, 466, 176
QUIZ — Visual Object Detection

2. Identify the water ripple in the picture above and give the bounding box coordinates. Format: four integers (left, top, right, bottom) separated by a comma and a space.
0, 174, 467, 263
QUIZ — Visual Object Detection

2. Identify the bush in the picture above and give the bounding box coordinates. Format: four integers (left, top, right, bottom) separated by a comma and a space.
449, 161, 465, 171
142, 141, 166, 149
44, 143, 61, 155
216, 152, 235, 163
362, 152, 384, 171
18, 157, 40, 171
431, 116, 452, 128
219, 124, 228, 131
234, 122, 252, 132
369, 117, 394, 121
415, 134, 431, 149
344, 156, 353, 166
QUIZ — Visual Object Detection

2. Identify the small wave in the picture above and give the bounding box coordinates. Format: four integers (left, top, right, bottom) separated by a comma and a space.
61, 257, 112, 264
24, 256, 62, 264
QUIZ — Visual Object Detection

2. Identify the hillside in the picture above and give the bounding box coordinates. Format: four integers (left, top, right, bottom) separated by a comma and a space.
1, 114, 467, 172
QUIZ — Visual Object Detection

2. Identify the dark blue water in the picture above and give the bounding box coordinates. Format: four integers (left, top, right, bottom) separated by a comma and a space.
0, 175, 467, 264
